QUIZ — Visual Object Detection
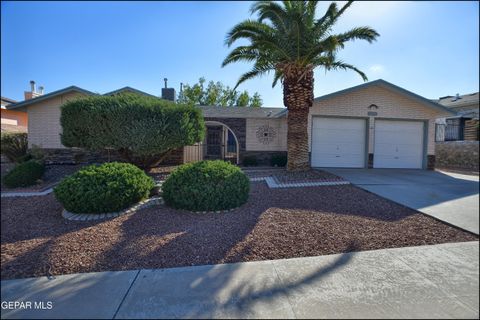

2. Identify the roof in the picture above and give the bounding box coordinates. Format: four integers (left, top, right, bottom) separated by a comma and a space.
6, 86, 97, 110
198, 105, 287, 119
103, 86, 160, 99
314, 79, 455, 116
1, 96, 17, 105
436, 92, 479, 109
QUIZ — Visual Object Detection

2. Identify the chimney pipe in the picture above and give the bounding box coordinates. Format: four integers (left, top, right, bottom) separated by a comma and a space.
164, 78, 168, 89
30, 80, 36, 93
38, 86, 44, 95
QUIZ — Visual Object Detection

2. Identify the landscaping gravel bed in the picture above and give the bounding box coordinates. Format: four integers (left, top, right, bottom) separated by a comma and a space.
1, 164, 85, 192
1, 183, 477, 280
147, 165, 179, 181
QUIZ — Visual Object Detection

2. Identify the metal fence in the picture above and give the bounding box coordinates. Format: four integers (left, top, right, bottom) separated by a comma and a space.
436, 123, 463, 142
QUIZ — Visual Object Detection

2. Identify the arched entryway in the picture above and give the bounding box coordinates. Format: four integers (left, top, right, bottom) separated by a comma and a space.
183, 121, 240, 164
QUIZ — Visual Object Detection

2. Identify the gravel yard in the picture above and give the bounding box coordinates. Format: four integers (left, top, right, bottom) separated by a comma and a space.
1, 182, 476, 280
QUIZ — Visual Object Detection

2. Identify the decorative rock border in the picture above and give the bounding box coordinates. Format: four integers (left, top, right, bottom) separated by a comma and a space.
62, 196, 164, 221
249, 176, 350, 188
1, 188, 54, 198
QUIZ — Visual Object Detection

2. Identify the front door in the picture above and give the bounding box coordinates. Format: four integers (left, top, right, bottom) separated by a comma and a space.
205, 126, 223, 159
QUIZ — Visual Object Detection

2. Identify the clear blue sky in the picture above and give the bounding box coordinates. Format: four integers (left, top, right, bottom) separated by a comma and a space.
1, 1, 479, 107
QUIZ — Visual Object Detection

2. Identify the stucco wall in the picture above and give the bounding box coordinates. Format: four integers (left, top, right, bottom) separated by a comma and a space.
246, 118, 287, 151
25, 92, 86, 148
309, 84, 449, 156
1, 109, 28, 132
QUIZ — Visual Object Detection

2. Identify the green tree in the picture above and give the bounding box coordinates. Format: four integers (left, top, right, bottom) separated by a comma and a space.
178, 77, 263, 107
222, 1, 379, 171
60, 93, 205, 168
236, 91, 250, 107
250, 92, 262, 108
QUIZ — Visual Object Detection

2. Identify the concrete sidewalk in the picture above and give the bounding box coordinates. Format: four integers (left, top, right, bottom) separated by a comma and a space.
1, 242, 479, 319
324, 168, 479, 234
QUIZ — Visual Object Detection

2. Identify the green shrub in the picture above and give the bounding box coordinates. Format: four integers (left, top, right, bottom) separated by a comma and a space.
2, 160, 45, 188
60, 93, 205, 168
242, 155, 258, 166
1, 132, 28, 163
162, 160, 250, 211
54, 162, 155, 214
270, 154, 287, 167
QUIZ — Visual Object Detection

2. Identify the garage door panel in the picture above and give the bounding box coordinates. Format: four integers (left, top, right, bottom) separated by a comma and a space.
311, 117, 366, 168
374, 132, 423, 145
374, 143, 424, 157
374, 120, 424, 169
312, 142, 365, 154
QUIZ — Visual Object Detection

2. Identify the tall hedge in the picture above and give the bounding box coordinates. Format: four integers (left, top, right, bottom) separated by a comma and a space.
60, 93, 205, 168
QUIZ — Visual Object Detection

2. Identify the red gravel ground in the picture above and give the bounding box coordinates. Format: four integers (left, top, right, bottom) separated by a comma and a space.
1, 183, 477, 280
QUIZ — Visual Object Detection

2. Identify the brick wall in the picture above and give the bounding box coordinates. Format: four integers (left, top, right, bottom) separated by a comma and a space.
204, 117, 246, 152
42, 147, 184, 165
26, 92, 88, 149
241, 151, 287, 166
310, 84, 449, 157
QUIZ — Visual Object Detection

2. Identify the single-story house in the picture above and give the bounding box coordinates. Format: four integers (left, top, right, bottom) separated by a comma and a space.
434, 92, 479, 141
6, 79, 454, 169
1, 96, 27, 133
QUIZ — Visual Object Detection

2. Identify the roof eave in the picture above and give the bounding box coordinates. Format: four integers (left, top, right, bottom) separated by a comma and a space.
6, 86, 97, 110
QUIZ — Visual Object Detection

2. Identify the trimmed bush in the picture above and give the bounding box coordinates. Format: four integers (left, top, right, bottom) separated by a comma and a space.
1, 132, 28, 163
2, 160, 45, 188
54, 162, 155, 214
60, 93, 205, 168
270, 154, 287, 167
242, 155, 258, 166
162, 160, 250, 211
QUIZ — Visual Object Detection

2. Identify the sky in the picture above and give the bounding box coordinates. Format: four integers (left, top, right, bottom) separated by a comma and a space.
1, 1, 479, 107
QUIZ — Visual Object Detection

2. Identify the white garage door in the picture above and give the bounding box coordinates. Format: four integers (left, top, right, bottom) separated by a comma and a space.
374, 120, 424, 169
311, 117, 366, 168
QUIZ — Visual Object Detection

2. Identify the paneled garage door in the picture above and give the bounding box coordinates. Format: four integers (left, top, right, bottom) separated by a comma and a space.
374, 120, 424, 169
311, 117, 366, 168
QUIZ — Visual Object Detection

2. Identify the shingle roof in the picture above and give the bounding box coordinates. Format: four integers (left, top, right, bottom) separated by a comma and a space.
1, 96, 17, 105
436, 92, 479, 108
6, 86, 97, 110
103, 86, 160, 99
314, 79, 455, 115
197, 105, 286, 118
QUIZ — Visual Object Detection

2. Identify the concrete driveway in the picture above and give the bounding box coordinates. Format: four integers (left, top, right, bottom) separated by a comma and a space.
324, 168, 479, 234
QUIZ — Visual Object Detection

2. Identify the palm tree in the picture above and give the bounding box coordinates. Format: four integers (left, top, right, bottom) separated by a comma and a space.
222, 1, 379, 171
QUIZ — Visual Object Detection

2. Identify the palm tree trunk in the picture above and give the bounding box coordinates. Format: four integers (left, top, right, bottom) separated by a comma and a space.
283, 67, 314, 171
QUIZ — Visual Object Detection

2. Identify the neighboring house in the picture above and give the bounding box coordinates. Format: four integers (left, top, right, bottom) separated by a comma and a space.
434, 92, 479, 141
6, 79, 454, 169
1, 96, 27, 133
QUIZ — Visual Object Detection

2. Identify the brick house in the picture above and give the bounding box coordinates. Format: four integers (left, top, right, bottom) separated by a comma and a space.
5, 79, 453, 169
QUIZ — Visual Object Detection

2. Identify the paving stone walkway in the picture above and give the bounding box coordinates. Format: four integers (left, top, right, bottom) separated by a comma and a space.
1, 241, 478, 319
250, 176, 349, 188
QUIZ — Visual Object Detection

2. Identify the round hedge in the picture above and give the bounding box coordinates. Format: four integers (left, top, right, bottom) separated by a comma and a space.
2, 160, 45, 188
54, 162, 155, 214
162, 160, 250, 211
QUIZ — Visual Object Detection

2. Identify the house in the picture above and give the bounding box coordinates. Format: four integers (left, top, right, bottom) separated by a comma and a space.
6, 79, 454, 169
434, 92, 479, 141
1, 96, 27, 133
